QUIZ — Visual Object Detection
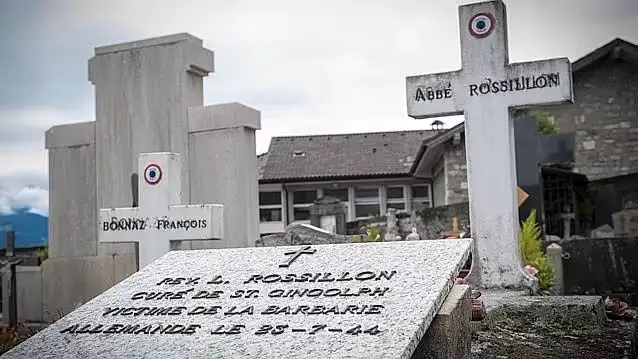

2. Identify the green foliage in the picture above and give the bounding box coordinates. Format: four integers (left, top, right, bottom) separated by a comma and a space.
529, 256, 555, 292
520, 210, 543, 264
519, 209, 555, 291
35, 247, 48, 262
365, 226, 382, 242
531, 111, 558, 135
352, 225, 382, 243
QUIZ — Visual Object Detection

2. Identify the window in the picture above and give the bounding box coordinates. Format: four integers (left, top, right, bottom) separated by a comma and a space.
292, 190, 317, 221
323, 188, 348, 202
259, 191, 282, 222
386, 186, 406, 211
412, 184, 432, 211
355, 187, 380, 218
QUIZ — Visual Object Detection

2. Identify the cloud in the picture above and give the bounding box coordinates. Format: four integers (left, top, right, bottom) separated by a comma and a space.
0, 173, 49, 216
0, 107, 92, 178
0, 0, 637, 187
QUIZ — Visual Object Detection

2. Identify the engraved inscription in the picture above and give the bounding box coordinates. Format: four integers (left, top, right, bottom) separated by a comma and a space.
60, 263, 398, 337
278, 246, 317, 268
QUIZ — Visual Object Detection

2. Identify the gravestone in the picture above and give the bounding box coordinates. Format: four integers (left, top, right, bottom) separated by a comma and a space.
309, 197, 347, 235
99, 152, 224, 268
3, 240, 472, 358
590, 224, 615, 239
611, 209, 638, 237
40, 33, 260, 319
406, 0, 573, 288
256, 223, 352, 247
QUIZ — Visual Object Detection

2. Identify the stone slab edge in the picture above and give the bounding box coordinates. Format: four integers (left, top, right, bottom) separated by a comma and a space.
45, 121, 95, 149
480, 290, 608, 328
95, 33, 202, 55
188, 102, 261, 133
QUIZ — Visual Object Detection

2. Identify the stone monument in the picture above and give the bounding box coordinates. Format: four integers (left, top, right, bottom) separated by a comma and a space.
99, 152, 224, 268
309, 196, 347, 235
406, 0, 573, 288
41, 33, 261, 318
2, 240, 472, 358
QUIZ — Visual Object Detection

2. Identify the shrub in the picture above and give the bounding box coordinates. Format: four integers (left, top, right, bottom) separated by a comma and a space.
519, 209, 554, 291
352, 225, 382, 243
520, 210, 543, 264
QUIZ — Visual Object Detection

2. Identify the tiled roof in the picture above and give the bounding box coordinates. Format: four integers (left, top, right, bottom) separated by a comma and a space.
572, 38, 638, 73
257, 152, 269, 181
260, 129, 438, 182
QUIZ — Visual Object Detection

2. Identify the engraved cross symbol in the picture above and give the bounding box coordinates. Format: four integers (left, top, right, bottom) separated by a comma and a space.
278, 246, 317, 268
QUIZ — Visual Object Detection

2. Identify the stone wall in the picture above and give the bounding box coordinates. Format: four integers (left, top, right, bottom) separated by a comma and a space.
545, 237, 638, 305
589, 172, 638, 228
443, 140, 468, 205
416, 202, 470, 240
533, 59, 638, 181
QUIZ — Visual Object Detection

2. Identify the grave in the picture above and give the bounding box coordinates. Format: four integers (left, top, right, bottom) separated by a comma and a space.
2, 240, 472, 358
99, 152, 224, 268
39, 33, 261, 318
309, 196, 347, 235
406, 0, 573, 288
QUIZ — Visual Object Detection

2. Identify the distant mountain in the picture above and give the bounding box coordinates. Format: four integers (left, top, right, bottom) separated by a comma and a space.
0, 208, 48, 249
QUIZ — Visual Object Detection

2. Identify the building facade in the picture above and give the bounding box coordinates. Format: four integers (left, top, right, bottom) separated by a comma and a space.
536, 38, 638, 181
258, 130, 438, 235
412, 37, 638, 206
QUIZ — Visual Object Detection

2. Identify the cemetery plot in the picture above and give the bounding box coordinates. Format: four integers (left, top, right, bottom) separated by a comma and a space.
3, 240, 471, 359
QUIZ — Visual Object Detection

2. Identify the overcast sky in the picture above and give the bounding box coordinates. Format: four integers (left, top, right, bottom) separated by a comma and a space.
0, 0, 637, 215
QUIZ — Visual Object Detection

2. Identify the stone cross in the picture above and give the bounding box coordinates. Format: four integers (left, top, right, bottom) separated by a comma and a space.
278, 246, 317, 268
406, 0, 573, 288
98, 152, 224, 269
441, 217, 461, 239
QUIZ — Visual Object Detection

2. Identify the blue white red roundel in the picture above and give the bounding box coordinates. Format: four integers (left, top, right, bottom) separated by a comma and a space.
144, 164, 162, 185
469, 13, 495, 38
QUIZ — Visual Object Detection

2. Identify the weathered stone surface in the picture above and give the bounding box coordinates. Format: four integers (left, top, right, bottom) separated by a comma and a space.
40, 254, 137, 318
309, 196, 347, 235
1, 266, 42, 324
416, 203, 470, 240
544, 237, 638, 305
414, 284, 471, 359
187, 103, 261, 250
591, 224, 616, 238
4, 240, 472, 359
612, 209, 638, 237
46, 122, 97, 258
257, 223, 353, 247
479, 290, 607, 328
443, 141, 468, 205
472, 290, 635, 359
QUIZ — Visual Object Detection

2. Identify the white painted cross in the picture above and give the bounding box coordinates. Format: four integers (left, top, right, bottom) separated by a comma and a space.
406, 0, 573, 288
98, 152, 223, 269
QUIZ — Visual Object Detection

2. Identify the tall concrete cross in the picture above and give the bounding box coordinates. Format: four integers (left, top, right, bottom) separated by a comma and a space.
98, 152, 224, 268
406, 0, 573, 288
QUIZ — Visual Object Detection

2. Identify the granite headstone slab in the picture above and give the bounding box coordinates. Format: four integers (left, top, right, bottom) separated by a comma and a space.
3, 240, 472, 359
